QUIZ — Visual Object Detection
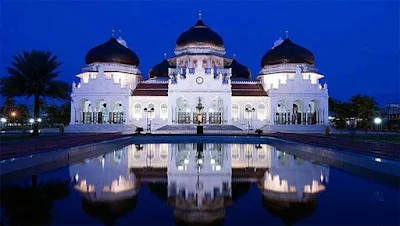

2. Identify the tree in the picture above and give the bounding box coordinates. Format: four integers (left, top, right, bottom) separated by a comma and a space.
0, 98, 30, 123
45, 103, 70, 126
0, 50, 71, 135
350, 94, 379, 129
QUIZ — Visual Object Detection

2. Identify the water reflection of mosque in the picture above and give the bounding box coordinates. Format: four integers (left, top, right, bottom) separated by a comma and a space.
69, 143, 329, 225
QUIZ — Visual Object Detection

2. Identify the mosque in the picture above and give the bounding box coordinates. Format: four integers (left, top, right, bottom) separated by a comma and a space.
69, 12, 329, 133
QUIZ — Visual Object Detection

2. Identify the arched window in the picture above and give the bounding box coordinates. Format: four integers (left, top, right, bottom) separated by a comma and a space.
244, 104, 253, 119
257, 103, 266, 120
160, 103, 168, 120
134, 103, 142, 119
231, 104, 239, 120
147, 103, 155, 119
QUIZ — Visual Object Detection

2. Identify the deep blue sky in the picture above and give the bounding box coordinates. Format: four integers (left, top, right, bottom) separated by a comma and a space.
1, 0, 399, 107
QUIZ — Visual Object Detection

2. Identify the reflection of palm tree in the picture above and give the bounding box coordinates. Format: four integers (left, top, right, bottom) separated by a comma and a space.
0, 176, 69, 225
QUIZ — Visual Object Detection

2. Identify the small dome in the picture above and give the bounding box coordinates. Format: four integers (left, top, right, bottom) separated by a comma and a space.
176, 19, 224, 47
85, 38, 140, 66
226, 59, 251, 79
261, 38, 314, 67
149, 59, 175, 79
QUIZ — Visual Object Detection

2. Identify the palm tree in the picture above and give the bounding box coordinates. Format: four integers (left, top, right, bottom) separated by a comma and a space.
350, 94, 379, 129
0, 50, 71, 135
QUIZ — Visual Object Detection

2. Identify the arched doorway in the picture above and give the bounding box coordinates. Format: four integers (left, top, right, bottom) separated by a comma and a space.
176, 97, 191, 124
292, 100, 305, 124
308, 100, 321, 125
208, 97, 223, 124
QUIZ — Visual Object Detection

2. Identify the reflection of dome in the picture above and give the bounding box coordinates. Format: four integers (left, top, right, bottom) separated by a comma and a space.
262, 192, 317, 225
174, 208, 225, 226
261, 38, 314, 67
82, 196, 138, 226
224, 59, 251, 79
149, 59, 176, 79
176, 19, 224, 48
85, 38, 140, 66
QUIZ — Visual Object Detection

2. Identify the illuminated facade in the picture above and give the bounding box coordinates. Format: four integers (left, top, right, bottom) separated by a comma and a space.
69, 12, 329, 133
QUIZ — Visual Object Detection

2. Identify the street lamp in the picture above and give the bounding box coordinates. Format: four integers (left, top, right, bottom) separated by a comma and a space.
143, 107, 154, 134
29, 118, 35, 124
374, 117, 382, 135
37, 118, 42, 123
245, 107, 256, 133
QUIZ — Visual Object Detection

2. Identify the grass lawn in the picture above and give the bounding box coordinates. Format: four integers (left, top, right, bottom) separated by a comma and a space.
336, 134, 400, 143
0, 133, 61, 142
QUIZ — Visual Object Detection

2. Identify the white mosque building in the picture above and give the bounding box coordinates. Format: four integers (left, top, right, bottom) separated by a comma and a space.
69, 12, 329, 133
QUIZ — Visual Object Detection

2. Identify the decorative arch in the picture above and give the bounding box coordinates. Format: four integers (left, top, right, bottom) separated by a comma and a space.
231, 103, 240, 120
146, 102, 156, 119
134, 103, 142, 119
293, 100, 305, 124
308, 99, 321, 125
160, 103, 168, 120
257, 103, 266, 120
244, 103, 254, 119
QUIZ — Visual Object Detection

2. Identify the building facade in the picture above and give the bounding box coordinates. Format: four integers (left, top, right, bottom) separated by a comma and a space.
70, 13, 329, 133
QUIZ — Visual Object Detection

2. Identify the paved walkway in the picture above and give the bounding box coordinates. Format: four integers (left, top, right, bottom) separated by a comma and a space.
269, 133, 400, 161
0, 133, 124, 160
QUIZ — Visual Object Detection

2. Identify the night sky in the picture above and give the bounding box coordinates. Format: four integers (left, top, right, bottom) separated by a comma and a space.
1, 0, 399, 107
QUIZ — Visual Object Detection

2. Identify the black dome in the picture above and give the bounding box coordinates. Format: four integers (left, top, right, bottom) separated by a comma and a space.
225, 59, 251, 79
261, 38, 314, 67
85, 38, 140, 66
176, 19, 224, 47
149, 59, 175, 79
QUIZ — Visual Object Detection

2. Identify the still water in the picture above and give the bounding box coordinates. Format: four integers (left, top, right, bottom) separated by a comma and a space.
1, 143, 399, 225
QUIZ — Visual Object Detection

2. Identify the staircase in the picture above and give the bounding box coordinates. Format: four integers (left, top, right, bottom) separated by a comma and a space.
66, 124, 137, 134
156, 124, 243, 131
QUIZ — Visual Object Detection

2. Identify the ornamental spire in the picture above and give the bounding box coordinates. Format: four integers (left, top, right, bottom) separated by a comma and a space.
164, 52, 167, 59
198, 10, 202, 20
118, 29, 122, 38
285, 30, 289, 39
111, 29, 115, 37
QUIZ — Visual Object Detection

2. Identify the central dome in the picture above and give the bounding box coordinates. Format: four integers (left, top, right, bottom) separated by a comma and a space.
261, 38, 314, 67
85, 38, 140, 66
176, 17, 224, 48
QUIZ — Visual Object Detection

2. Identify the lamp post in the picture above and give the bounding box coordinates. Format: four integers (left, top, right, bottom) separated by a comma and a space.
245, 107, 256, 133
195, 98, 204, 134
374, 117, 382, 136
143, 107, 154, 134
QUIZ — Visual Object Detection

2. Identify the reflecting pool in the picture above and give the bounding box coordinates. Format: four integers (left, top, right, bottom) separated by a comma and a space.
1, 143, 399, 225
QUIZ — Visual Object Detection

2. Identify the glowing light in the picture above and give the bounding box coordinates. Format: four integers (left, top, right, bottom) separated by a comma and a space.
29, 118, 34, 123
183, 159, 189, 164
320, 174, 324, 182
211, 158, 216, 164
374, 117, 382, 125
178, 165, 184, 171
215, 165, 221, 171
75, 174, 79, 181
10, 112, 17, 117
198, 159, 203, 164
0, 118, 6, 123
37, 118, 42, 122
375, 158, 382, 162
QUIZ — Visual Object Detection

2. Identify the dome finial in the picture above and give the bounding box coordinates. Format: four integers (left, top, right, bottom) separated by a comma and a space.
118, 29, 122, 38
198, 10, 202, 20
112, 29, 115, 37
233, 53, 236, 59
164, 52, 167, 59
285, 30, 289, 39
